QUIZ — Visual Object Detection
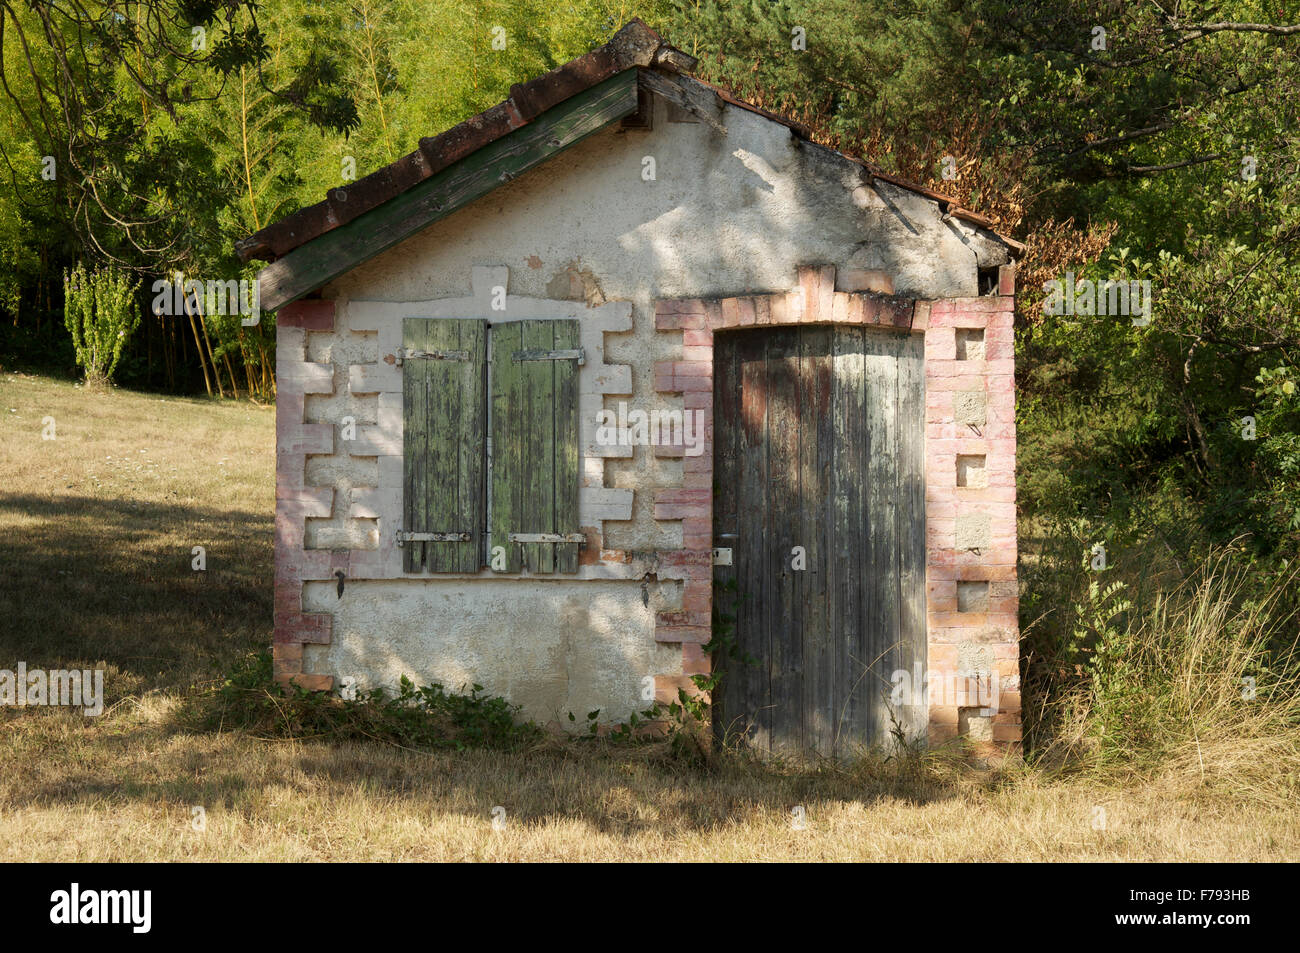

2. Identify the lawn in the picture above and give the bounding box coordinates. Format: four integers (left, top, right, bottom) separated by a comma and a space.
0, 371, 1296, 861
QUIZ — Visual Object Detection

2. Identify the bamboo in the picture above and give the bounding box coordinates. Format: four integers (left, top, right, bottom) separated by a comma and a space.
196, 309, 227, 398
184, 296, 215, 397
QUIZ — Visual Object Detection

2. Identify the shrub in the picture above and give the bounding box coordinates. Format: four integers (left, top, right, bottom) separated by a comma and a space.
63, 262, 140, 386
194, 651, 544, 753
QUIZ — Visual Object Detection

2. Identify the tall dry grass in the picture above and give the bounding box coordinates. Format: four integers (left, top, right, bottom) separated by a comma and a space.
1023, 533, 1300, 808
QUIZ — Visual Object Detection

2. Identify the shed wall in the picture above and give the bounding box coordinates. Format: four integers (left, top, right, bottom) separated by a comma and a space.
273, 89, 1017, 734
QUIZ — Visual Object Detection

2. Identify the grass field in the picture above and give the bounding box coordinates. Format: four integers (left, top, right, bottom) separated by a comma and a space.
1, 371, 1296, 861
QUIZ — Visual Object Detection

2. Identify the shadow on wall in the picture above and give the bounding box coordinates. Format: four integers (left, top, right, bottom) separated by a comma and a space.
609, 118, 964, 299
0, 492, 272, 692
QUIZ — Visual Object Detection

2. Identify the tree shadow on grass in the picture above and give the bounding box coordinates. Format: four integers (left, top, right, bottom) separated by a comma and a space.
1, 715, 965, 844
0, 493, 271, 694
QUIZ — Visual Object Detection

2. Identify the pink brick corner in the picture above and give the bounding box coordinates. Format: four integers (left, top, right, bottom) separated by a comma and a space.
277, 297, 337, 331
274, 298, 338, 692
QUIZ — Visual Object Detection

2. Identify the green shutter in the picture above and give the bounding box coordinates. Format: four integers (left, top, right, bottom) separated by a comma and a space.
490, 320, 581, 574
402, 318, 486, 573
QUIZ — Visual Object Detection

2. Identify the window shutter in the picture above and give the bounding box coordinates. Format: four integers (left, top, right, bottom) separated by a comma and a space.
489, 319, 581, 574
402, 318, 486, 573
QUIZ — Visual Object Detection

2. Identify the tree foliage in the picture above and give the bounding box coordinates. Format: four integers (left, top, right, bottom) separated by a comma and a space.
0, 0, 1296, 566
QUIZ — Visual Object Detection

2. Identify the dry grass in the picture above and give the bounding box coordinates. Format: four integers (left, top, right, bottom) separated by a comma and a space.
1042, 564, 1300, 807
3, 702, 1295, 861
0, 371, 273, 696
1, 371, 1297, 861
1020, 522, 1300, 812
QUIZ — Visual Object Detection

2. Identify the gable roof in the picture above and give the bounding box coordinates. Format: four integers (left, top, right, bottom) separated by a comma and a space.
239, 20, 1022, 312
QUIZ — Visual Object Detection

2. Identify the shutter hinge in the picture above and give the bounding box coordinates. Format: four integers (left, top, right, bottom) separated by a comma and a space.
396, 530, 472, 546
511, 348, 585, 366
508, 532, 586, 544
395, 347, 470, 366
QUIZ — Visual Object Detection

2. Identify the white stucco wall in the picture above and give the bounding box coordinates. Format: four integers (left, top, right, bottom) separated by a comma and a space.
304, 579, 679, 723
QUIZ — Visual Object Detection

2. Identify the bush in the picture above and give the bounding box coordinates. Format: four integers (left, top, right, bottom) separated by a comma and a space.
194, 651, 544, 753
63, 262, 140, 386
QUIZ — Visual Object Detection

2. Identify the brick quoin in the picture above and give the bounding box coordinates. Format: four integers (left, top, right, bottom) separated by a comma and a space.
654, 262, 1020, 751
273, 299, 338, 692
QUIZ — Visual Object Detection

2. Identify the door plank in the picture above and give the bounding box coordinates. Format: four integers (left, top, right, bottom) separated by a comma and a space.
830, 326, 867, 752
797, 326, 833, 754
737, 332, 770, 748
402, 319, 430, 572
523, 320, 556, 573
712, 335, 742, 743
766, 328, 802, 755
861, 330, 901, 746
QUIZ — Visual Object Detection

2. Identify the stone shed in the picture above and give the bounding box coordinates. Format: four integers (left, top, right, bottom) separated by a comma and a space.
239, 20, 1024, 755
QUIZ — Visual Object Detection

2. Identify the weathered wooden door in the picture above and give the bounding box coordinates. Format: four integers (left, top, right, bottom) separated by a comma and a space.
712, 325, 926, 756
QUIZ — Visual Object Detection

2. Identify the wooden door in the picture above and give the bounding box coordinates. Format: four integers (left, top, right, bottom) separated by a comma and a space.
712, 325, 926, 756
